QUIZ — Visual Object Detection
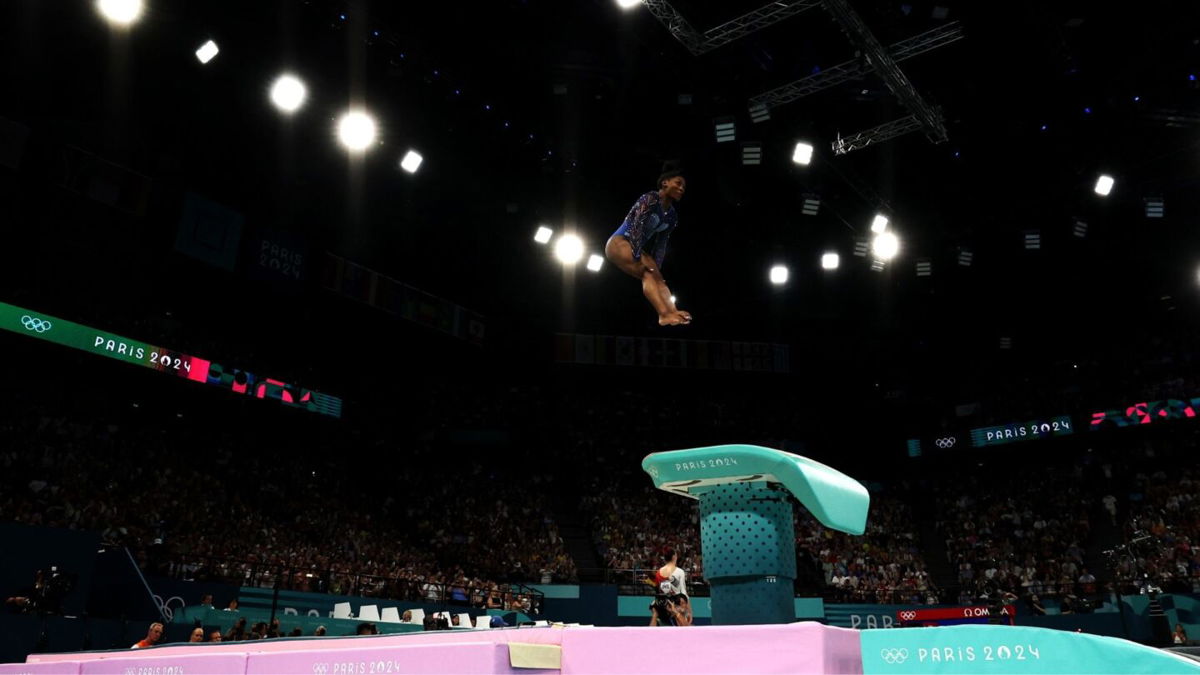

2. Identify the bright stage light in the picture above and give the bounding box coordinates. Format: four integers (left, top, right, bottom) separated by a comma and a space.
555, 234, 584, 264
870, 214, 889, 233
821, 252, 839, 270
97, 0, 143, 26
872, 231, 899, 260
586, 254, 604, 272
1094, 174, 1114, 196
792, 142, 813, 165
534, 226, 553, 244
195, 40, 219, 64
337, 110, 377, 151
616, 0, 641, 8
400, 150, 423, 173
670, 295, 676, 304
270, 75, 307, 113
769, 264, 789, 285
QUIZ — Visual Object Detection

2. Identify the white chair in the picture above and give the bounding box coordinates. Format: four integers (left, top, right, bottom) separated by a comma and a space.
475, 615, 492, 629
358, 605, 380, 622
332, 602, 352, 619
380, 607, 401, 624
456, 613, 473, 628
408, 609, 425, 625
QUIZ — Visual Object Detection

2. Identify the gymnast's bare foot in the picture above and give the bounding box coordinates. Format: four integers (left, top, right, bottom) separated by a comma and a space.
658, 310, 692, 326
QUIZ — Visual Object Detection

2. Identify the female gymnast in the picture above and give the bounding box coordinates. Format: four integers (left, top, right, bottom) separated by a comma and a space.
605, 165, 692, 326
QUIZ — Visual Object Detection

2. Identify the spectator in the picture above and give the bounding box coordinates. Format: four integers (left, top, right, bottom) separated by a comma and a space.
132, 622, 163, 649
188, 627, 204, 643
1174, 623, 1189, 646
208, 630, 222, 642
224, 599, 239, 612
314, 626, 327, 636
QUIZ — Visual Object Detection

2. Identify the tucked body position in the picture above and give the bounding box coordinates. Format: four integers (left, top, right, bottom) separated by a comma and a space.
605, 165, 692, 326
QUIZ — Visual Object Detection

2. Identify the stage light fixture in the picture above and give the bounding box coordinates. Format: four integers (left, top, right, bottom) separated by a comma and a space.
534, 226, 553, 244
400, 150, 423, 173
870, 259, 886, 272
1073, 219, 1088, 238
586, 254, 604, 272
714, 118, 736, 143
749, 103, 770, 124
337, 110, 377, 152
616, 0, 641, 9
957, 248, 973, 266
821, 252, 839, 270
802, 194, 820, 216
870, 214, 889, 233
97, 0, 143, 26
195, 40, 219, 64
872, 231, 899, 260
270, 75, 307, 113
1145, 196, 1164, 218
769, 264, 789, 285
742, 142, 762, 166
792, 142, 813, 165
915, 259, 932, 277
1024, 230, 1041, 250
555, 234, 584, 265
999, 337, 1012, 350
1094, 174, 1114, 196
852, 237, 869, 258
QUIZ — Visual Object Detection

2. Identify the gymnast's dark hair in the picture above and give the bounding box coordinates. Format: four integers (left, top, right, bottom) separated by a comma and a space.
656, 161, 683, 189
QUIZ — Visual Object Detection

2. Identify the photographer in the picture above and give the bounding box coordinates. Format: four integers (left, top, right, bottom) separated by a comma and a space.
648, 549, 692, 627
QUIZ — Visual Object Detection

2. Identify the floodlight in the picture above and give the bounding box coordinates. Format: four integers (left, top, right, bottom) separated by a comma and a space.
870, 214, 889, 233
586, 254, 604, 272
555, 234, 584, 264
872, 231, 899, 260
270, 75, 307, 113
97, 0, 143, 26
534, 226, 553, 244
195, 40, 219, 64
1094, 174, 1114, 196
616, 0, 641, 9
769, 265, 789, 285
821, 252, 839, 270
792, 142, 813, 165
337, 110, 377, 151
400, 150, 423, 173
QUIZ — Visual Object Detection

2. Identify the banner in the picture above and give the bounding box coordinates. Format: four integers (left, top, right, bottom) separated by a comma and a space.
556, 334, 789, 373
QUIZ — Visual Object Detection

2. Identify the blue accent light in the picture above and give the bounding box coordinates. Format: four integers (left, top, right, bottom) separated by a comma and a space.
1083, 107, 1092, 114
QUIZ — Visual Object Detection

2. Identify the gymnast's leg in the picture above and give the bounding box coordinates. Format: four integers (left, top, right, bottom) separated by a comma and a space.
605, 236, 691, 326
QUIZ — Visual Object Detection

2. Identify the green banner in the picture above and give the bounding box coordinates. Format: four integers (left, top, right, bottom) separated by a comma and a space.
860, 624, 1200, 674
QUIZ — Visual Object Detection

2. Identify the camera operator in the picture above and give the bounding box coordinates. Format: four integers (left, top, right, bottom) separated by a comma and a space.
649, 549, 692, 627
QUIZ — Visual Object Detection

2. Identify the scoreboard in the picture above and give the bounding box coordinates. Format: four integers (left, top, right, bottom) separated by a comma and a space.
897, 605, 1015, 627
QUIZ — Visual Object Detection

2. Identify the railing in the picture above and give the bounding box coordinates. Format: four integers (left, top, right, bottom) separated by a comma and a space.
149, 553, 544, 617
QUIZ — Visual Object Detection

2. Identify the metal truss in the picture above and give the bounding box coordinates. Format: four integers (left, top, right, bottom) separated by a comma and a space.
642, 0, 821, 55
831, 114, 931, 155
748, 22, 964, 110
821, 0, 948, 144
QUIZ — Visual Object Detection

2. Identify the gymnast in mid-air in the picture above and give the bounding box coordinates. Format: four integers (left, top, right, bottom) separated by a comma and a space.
605, 164, 692, 326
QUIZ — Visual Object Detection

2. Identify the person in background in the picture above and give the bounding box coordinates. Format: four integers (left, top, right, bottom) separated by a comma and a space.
188, 627, 204, 642
314, 626, 327, 636
132, 622, 163, 649
208, 630, 223, 642
1174, 623, 1189, 646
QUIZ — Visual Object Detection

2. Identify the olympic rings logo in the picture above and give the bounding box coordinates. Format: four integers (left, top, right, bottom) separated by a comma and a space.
934, 437, 956, 449
899, 611, 916, 620
880, 648, 909, 664
21, 315, 52, 333
312, 664, 329, 674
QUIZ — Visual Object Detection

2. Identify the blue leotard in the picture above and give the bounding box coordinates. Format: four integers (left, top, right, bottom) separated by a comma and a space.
612, 191, 678, 269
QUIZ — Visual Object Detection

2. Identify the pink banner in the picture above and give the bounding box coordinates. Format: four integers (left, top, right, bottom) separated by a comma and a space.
0, 662, 81, 674
79, 653, 247, 675
246, 642, 511, 675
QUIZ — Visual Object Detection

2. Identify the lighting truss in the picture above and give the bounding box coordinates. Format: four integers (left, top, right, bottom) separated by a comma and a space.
748, 22, 964, 111
832, 114, 928, 155
821, 0, 948, 146
641, 0, 821, 55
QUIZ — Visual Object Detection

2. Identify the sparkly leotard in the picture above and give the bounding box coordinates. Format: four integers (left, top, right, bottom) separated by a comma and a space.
612, 191, 678, 269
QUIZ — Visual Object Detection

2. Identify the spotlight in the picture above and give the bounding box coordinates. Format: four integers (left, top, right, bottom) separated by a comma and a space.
999, 337, 1012, 350
1024, 230, 1041, 250
821, 252, 839, 270
870, 259, 886, 272
801, 194, 820, 216
400, 150, 423, 173
714, 117, 736, 143
97, 0, 143, 26
792, 142, 813, 165
1094, 174, 1114, 196
769, 264, 789, 285
852, 237, 869, 258
1072, 219, 1088, 238
270, 75, 307, 113
957, 248, 973, 266
534, 226, 553, 244
195, 40, 219, 64
337, 110, 377, 151
915, 259, 932, 277
616, 0, 641, 9
554, 234, 584, 264
749, 103, 771, 124
870, 214, 889, 233
670, 295, 677, 304
872, 231, 899, 260
742, 142, 762, 166
586, 254, 604, 272
1144, 196, 1164, 218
